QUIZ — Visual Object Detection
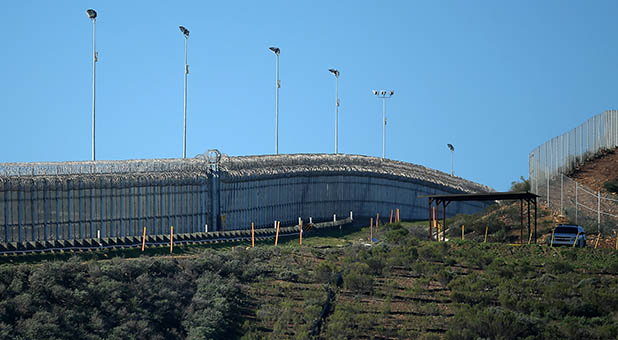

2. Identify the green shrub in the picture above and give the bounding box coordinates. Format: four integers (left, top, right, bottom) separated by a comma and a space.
603, 179, 618, 194
446, 306, 542, 340
343, 263, 374, 294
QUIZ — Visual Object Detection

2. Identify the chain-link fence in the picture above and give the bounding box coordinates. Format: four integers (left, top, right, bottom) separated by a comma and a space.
530, 110, 618, 235
541, 174, 618, 235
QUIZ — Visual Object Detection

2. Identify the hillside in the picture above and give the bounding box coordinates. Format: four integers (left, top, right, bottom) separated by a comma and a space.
569, 147, 618, 195
0, 223, 617, 339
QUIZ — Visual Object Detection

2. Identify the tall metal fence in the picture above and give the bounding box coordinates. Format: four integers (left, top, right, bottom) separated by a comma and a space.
0, 154, 492, 245
529, 110, 618, 193
530, 110, 618, 234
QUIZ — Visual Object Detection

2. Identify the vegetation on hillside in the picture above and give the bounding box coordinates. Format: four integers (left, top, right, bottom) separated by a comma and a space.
0, 220, 617, 339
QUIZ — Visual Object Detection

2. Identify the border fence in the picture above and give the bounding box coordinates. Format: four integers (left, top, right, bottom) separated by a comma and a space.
0, 153, 491, 248
529, 110, 618, 234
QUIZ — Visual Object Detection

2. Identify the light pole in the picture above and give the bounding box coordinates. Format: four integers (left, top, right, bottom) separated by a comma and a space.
86, 9, 97, 161
329, 69, 340, 154
372, 90, 394, 159
447, 144, 454, 176
269, 47, 280, 154
179, 26, 190, 158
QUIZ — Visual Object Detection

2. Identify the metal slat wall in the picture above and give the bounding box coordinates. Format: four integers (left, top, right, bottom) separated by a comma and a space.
0, 154, 490, 243
0, 173, 209, 242
218, 173, 486, 230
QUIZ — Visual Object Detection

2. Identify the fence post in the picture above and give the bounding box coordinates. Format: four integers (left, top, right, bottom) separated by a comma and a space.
575, 182, 578, 224
546, 164, 550, 208
560, 174, 563, 214
597, 191, 601, 233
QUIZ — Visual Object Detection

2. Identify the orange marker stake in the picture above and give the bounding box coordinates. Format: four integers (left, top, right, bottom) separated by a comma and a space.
594, 233, 601, 249
370, 217, 374, 241
251, 222, 255, 248
170, 226, 174, 254
396, 208, 400, 222
390, 209, 393, 224
275, 221, 280, 246
141, 226, 147, 252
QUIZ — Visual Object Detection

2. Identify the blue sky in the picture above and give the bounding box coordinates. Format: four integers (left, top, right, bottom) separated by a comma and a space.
1, 1, 617, 191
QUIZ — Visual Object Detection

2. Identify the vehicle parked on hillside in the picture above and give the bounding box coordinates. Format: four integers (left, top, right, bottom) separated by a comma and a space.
550, 224, 586, 247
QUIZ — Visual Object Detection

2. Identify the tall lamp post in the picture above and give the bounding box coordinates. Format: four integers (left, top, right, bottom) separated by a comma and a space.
372, 90, 394, 159
179, 26, 190, 158
269, 47, 280, 154
447, 144, 455, 176
329, 69, 340, 154
86, 9, 97, 161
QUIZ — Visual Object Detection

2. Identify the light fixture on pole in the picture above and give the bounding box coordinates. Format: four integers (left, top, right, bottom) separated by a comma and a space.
447, 144, 455, 176
269, 47, 280, 154
179, 25, 190, 158
372, 90, 394, 159
329, 69, 340, 154
86, 9, 97, 161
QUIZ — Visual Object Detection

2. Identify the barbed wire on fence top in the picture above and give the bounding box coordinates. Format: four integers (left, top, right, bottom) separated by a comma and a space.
0, 158, 209, 177
0, 153, 493, 196
217, 153, 494, 194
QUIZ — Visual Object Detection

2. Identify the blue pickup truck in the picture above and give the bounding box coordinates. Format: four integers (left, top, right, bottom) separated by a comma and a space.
550, 224, 586, 248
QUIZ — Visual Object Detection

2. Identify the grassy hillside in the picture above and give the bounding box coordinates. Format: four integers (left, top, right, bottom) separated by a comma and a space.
0, 221, 617, 339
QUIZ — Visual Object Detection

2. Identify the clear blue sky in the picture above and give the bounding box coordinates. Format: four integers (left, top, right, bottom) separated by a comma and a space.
1, 1, 617, 191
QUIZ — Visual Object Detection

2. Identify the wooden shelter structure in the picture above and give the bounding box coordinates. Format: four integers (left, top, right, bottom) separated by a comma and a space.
422, 191, 539, 244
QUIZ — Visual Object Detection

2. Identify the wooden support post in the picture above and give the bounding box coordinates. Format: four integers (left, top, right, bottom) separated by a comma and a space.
170, 226, 174, 254
442, 201, 447, 242
550, 230, 555, 247
594, 233, 600, 249
461, 225, 464, 240
615, 231, 617, 250
520, 199, 524, 245
433, 207, 438, 241
428, 199, 433, 241
534, 197, 536, 244
251, 222, 255, 248
141, 226, 146, 252
396, 208, 400, 222
275, 221, 280, 246
370, 217, 374, 241
484, 226, 488, 243
527, 199, 531, 242
389, 209, 393, 224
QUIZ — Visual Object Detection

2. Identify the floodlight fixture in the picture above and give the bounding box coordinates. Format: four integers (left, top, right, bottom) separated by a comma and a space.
447, 144, 455, 175
372, 90, 378, 95
269, 46, 280, 55
329, 68, 339, 77
86, 9, 97, 20
179, 26, 190, 38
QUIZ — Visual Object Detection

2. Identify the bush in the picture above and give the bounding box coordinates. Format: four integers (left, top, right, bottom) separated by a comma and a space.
603, 179, 618, 194
446, 306, 542, 340
343, 263, 374, 294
